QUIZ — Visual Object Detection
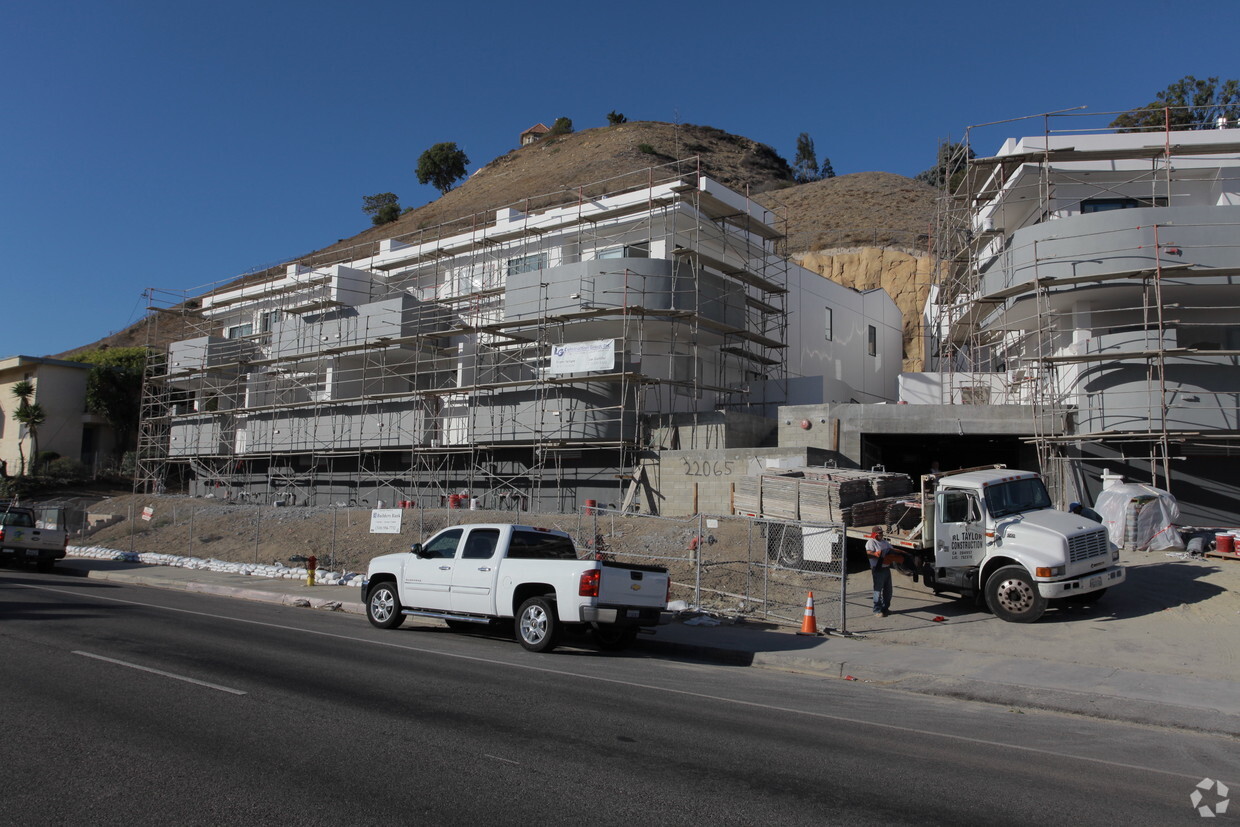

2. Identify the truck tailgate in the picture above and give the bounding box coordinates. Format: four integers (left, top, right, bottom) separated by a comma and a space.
599, 563, 668, 608
1, 527, 65, 551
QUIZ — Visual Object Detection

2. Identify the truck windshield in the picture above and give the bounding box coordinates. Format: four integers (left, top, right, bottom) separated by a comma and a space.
984, 478, 1052, 518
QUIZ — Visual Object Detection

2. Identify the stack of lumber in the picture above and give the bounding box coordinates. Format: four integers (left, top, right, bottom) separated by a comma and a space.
733, 477, 760, 516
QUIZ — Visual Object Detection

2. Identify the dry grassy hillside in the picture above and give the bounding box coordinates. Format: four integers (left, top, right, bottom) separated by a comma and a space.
58, 123, 938, 359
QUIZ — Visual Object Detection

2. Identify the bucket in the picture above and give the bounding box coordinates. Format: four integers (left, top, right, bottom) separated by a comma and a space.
1216, 533, 1234, 554
585, 499, 597, 515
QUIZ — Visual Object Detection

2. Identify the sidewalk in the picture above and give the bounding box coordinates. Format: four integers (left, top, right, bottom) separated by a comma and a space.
55, 556, 1240, 738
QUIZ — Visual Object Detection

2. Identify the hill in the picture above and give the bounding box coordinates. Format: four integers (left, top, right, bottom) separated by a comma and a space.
58, 122, 937, 359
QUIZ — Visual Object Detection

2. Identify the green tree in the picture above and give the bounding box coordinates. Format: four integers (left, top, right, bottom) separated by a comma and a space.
548, 116, 574, 136
415, 142, 470, 195
74, 347, 147, 463
916, 141, 975, 191
607, 110, 627, 126
820, 157, 836, 179
1112, 76, 1240, 132
793, 132, 821, 183
9, 380, 46, 476
362, 192, 402, 226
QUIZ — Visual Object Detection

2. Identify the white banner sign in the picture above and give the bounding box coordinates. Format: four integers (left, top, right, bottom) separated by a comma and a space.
549, 339, 615, 374
369, 508, 403, 534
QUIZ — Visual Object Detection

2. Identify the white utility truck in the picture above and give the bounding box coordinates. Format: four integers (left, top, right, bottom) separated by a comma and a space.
362, 523, 669, 652
750, 465, 1125, 623
849, 466, 1125, 622
0, 504, 69, 572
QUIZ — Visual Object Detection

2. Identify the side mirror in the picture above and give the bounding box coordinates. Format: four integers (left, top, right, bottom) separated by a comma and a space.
967, 498, 983, 523
410, 543, 424, 557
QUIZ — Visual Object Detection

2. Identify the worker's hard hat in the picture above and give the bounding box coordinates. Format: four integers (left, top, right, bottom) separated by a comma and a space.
1069, 502, 1081, 510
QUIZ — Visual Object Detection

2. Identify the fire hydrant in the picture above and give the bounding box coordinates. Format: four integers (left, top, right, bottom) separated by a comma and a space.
306, 555, 317, 586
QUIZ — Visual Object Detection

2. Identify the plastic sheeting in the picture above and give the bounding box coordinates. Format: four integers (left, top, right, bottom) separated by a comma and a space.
1093, 483, 1184, 551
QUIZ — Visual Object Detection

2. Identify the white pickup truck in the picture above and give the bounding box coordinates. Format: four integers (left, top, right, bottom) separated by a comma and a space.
0, 504, 69, 572
362, 524, 669, 652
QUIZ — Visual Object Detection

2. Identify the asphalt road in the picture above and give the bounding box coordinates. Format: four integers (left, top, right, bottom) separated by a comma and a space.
1, 567, 1235, 825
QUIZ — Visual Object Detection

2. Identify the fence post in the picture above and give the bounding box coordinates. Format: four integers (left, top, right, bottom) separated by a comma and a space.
188, 504, 194, 558
839, 538, 848, 634
694, 512, 703, 610
129, 504, 136, 554
254, 505, 261, 563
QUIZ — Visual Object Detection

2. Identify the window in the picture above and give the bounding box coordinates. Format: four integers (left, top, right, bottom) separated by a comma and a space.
462, 528, 500, 560
506, 530, 578, 560
824, 307, 833, 341
867, 325, 877, 356
1081, 197, 1167, 213
259, 310, 282, 333
984, 478, 1052, 518
226, 323, 253, 339
596, 243, 649, 260
420, 528, 461, 559
506, 253, 547, 276
939, 491, 975, 524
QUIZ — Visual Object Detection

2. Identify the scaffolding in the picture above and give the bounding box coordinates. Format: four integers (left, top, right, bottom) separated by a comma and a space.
930, 108, 1240, 508
135, 160, 789, 513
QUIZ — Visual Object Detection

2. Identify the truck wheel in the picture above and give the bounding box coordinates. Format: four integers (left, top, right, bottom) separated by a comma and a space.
366, 582, 405, 629
516, 597, 559, 653
984, 565, 1047, 623
592, 625, 638, 651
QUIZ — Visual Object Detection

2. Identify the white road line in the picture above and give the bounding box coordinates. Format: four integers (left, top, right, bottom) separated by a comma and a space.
484, 754, 521, 765
73, 650, 247, 696
20, 582, 1224, 782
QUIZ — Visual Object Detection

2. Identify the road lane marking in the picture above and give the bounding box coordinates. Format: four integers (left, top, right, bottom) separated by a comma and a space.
485, 754, 520, 765
19, 581, 1225, 783
74, 650, 247, 695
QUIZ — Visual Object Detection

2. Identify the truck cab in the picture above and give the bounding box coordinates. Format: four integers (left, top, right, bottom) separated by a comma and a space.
923, 469, 1124, 622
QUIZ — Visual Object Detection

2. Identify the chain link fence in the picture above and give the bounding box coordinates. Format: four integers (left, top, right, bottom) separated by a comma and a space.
56, 495, 852, 632
573, 506, 850, 633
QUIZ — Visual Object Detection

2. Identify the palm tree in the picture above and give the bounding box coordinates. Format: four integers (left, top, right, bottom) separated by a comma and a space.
10, 380, 45, 475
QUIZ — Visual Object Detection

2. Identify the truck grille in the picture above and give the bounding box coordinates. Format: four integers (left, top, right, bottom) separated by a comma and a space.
1068, 529, 1109, 563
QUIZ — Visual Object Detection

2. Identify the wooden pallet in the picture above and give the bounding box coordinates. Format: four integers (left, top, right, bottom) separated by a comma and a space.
1205, 550, 1240, 562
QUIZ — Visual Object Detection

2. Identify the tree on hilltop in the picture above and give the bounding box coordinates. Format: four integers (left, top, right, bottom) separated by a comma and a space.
1111, 75, 1240, 132
416, 143, 470, 195
607, 111, 627, 125
548, 116, 574, 136
916, 141, 975, 191
362, 192, 401, 226
793, 132, 822, 183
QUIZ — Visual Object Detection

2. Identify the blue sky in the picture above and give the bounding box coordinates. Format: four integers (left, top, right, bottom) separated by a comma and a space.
3, 0, 1235, 357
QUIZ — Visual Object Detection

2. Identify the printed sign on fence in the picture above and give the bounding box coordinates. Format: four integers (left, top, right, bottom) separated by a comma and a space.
369, 508, 403, 534
141, 506, 154, 522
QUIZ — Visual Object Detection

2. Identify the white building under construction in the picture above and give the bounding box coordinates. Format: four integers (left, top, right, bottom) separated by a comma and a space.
917, 116, 1240, 525
137, 164, 901, 512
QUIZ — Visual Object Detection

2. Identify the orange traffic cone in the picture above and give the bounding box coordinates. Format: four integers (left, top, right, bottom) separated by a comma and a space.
797, 591, 819, 636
